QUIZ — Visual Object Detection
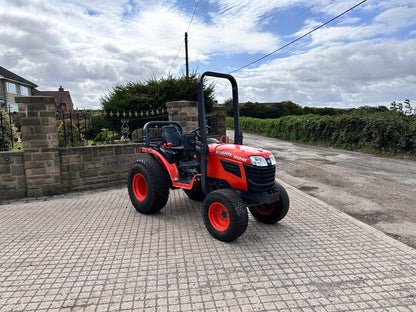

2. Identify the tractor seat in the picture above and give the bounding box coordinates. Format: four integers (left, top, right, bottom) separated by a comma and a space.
161, 126, 183, 151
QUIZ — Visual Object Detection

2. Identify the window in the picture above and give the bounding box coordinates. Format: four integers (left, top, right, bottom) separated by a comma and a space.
9, 102, 18, 113
6, 82, 17, 94
20, 86, 29, 96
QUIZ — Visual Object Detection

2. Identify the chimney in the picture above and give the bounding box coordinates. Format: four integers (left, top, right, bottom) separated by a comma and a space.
59, 85, 64, 92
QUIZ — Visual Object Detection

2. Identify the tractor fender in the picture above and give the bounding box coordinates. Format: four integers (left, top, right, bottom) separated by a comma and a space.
140, 147, 180, 183
139, 147, 199, 190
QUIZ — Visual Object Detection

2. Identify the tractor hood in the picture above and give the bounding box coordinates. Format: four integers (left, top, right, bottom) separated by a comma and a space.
209, 144, 273, 165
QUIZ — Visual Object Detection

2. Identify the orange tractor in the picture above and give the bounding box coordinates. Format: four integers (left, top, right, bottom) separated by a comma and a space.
127, 72, 289, 241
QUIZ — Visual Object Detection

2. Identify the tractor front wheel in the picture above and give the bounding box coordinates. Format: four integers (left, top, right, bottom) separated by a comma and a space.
249, 182, 289, 224
127, 155, 170, 214
203, 189, 248, 242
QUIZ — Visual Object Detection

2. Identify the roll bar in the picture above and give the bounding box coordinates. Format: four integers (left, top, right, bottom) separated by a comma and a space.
197, 71, 243, 194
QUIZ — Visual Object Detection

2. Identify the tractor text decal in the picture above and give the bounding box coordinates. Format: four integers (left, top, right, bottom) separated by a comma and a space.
216, 151, 232, 157
233, 155, 247, 162
216, 151, 247, 163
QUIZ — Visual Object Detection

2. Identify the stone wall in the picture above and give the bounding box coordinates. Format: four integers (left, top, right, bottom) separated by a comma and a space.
166, 100, 226, 138
207, 106, 227, 138
166, 100, 198, 133
0, 151, 26, 200
60, 144, 141, 192
0, 98, 227, 201
18, 96, 62, 197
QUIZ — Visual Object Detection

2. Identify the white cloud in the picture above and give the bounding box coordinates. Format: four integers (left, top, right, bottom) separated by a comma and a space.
228, 38, 416, 107
0, 0, 415, 109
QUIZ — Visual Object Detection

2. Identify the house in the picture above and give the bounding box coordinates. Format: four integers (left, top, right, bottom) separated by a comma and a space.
0, 66, 38, 112
41, 86, 74, 112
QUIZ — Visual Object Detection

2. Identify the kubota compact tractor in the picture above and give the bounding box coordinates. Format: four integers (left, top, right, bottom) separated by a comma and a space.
127, 72, 289, 242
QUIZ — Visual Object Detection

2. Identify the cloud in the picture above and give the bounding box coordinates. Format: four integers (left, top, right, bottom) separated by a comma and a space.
230, 38, 416, 107
0, 0, 415, 109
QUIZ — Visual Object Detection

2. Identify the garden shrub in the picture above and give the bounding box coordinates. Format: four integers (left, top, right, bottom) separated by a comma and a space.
0, 109, 14, 150
94, 130, 120, 143
227, 111, 416, 155
58, 121, 85, 147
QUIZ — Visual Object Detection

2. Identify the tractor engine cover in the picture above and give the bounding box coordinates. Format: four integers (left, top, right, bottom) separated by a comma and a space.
207, 144, 276, 192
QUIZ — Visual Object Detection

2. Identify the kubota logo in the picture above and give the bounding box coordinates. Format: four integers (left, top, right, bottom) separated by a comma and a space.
216, 151, 232, 157
216, 151, 247, 163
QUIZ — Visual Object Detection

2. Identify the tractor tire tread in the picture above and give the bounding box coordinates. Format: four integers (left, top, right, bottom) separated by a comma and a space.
127, 154, 169, 214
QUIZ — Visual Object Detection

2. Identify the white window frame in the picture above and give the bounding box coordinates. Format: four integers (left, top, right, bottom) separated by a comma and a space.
6, 82, 17, 94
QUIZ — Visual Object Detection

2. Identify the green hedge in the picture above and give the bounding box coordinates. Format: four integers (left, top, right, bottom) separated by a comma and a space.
58, 121, 86, 147
227, 112, 416, 155
0, 110, 11, 150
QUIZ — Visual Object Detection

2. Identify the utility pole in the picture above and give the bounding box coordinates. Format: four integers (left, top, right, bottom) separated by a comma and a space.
185, 32, 189, 79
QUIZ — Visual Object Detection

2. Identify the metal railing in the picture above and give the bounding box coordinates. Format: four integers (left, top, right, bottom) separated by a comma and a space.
56, 109, 168, 147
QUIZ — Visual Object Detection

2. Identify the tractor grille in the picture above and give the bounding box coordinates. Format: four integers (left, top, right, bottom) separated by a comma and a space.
243, 164, 275, 191
221, 160, 241, 178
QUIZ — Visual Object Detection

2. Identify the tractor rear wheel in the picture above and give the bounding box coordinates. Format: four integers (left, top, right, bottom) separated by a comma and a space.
127, 154, 169, 214
249, 182, 289, 224
203, 189, 248, 242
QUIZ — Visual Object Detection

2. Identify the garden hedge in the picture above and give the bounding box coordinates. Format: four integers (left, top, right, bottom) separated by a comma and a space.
227, 112, 416, 155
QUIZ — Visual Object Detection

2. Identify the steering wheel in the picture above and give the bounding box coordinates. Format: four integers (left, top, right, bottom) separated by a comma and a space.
191, 125, 211, 140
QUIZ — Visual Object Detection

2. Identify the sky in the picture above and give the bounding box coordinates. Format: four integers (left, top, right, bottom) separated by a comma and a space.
0, 0, 415, 110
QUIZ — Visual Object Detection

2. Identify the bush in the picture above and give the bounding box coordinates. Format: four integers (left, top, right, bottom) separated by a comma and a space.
101, 74, 215, 114
131, 128, 143, 142
0, 109, 17, 151
58, 121, 86, 147
94, 130, 120, 143
227, 110, 416, 155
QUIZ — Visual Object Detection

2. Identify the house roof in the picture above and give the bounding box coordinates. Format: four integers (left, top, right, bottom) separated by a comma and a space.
0, 66, 38, 87
40, 86, 74, 108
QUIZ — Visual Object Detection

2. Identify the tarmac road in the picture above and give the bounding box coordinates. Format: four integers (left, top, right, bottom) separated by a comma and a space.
230, 130, 416, 249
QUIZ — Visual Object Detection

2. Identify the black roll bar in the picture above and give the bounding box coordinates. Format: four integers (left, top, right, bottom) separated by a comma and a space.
197, 71, 243, 195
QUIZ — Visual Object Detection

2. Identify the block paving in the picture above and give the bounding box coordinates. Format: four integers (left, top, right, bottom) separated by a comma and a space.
1, 182, 415, 311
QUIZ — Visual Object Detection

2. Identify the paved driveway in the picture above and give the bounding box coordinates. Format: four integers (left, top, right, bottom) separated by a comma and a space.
236, 131, 416, 249
1, 184, 415, 311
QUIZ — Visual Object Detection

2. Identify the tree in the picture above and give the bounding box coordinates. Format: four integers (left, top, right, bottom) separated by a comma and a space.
223, 98, 234, 117
101, 74, 215, 113
390, 99, 413, 115
0, 109, 15, 151
404, 99, 413, 115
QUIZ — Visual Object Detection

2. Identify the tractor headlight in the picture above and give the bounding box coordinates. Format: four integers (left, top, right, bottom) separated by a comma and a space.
249, 155, 268, 167
269, 154, 276, 165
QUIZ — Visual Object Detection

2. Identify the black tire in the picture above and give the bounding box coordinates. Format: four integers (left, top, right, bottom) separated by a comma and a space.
183, 185, 205, 201
127, 154, 169, 214
249, 182, 289, 224
203, 189, 248, 242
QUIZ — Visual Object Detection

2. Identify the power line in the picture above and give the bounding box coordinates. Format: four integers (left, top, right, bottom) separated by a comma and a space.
168, 0, 200, 74
229, 0, 368, 74
187, 0, 200, 33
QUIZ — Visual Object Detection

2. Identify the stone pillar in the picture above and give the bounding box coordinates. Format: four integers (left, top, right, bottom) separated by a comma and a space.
17, 96, 62, 197
212, 106, 226, 136
166, 101, 198, 133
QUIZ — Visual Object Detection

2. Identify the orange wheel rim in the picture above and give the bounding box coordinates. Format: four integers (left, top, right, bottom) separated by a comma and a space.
208, 202, 230, 231
132, 173, 147, 201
